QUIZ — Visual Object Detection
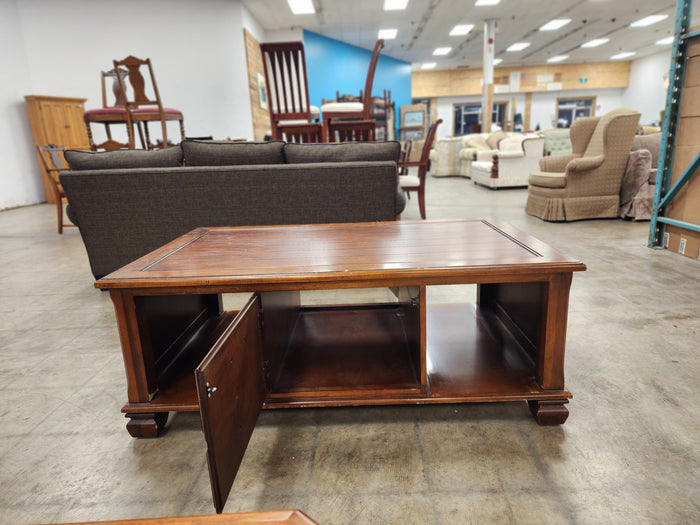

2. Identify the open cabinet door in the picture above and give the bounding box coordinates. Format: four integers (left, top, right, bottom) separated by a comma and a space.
195, 294, 267, 513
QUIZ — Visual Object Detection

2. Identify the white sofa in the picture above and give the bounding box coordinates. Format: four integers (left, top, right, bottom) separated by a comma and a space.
471, 133, 545, 189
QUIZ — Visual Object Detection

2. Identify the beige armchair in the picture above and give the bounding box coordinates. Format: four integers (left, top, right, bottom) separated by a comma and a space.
525, 108, 641, 221
471, 133, 544, 189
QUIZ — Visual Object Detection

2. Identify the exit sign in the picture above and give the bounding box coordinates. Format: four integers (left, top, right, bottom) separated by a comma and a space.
579, 77, 588, 84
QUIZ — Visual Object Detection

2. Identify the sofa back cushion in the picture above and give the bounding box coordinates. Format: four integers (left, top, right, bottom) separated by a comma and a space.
181, 140, 285, 166
465, 135, 489, 151
283, 141, 401, 164
60, 162, 401, 279
64, 146, 183, 170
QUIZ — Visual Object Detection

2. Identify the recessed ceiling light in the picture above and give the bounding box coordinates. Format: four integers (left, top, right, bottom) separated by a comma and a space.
611, 52, 636, 60
450, 24, 474, 36
421, 62, 437, 70
384, 0, 409, 10
378, 29, 398, 39
493, 58, 503, 65
540, 19, 571, 31
547, 55, 569, 63
655, 36, 674, 45
433, 47, 452, 56
506, 42, 531, 52
287, 0, 315, 14
581, 38, 610, 48
475, 0, 500, 5
630, 14, 669, 28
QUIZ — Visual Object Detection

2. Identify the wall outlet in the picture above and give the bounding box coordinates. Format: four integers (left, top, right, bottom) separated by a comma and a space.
679, 237, 687, 254
663, 232, 670, 248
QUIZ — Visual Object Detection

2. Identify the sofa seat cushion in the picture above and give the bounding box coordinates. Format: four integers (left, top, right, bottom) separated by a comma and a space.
399, 174, 420, 188
283, 141, 401, 163
319, 101, 364, 113
131, 106, 183, 116
182, 140, 285, 166
64, 146, 183, 170
529, 170, 567, 188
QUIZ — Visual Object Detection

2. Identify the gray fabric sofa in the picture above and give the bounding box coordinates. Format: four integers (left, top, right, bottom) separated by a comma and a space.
61, 140, 404, 280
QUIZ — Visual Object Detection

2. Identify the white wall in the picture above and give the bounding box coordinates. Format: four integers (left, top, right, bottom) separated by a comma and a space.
623, 49, 672, 125
2, 0, 261, 210
530, 87, 625, 130
0, 0, 43, 209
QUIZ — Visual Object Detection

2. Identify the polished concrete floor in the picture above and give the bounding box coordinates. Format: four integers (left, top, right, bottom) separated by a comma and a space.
1, 175, 698, 525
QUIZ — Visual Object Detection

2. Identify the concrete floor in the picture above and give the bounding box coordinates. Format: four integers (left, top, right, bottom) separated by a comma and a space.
0, 176, 698, 524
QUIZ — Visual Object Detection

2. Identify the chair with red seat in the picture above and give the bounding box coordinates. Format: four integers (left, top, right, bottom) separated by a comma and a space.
113, 55, 185, 149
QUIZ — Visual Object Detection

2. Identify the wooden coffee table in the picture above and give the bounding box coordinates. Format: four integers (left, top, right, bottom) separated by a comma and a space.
97, 218, 585, 511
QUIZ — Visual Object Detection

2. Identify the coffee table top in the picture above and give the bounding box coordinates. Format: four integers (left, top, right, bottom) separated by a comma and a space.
96, 219, 586, 290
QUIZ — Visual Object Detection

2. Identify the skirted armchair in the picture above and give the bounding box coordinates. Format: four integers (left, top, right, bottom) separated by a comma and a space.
525, 108, 641, 221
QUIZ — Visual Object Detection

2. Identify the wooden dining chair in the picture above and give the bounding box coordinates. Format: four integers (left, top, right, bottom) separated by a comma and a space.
84, 68, 132, 150
398, 119, 442, 219
113, 55, 185, 149
327, 119, 376, 142
260, 41, 322, 142
37, 144, 74, 234
320, 39, 384, 139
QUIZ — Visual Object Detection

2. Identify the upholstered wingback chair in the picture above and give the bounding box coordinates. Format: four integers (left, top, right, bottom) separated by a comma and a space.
525, 108, 641, 221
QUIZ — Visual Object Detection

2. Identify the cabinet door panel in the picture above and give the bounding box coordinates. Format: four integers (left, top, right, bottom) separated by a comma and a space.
195, 294, 266, 513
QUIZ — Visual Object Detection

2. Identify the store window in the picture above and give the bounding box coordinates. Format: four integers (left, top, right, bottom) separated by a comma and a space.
556, 97, 596, 128
453, 102, 509, 135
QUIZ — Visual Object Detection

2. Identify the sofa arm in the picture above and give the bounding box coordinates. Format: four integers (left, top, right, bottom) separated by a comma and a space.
475, 149, 498, 162
539, 154, 578, 172
495, 150, 525, 160
566, 154, 605, 173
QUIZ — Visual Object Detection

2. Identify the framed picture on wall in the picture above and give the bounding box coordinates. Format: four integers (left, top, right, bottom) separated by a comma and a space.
403, 110, 425, 128
403, 128, 424, 140
258, 73, 268, 110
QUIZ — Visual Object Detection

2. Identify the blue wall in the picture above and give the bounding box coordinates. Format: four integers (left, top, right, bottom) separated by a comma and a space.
303, 30, 412, 136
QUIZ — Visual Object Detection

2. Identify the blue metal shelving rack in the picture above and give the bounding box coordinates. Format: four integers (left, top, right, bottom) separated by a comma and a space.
648, 0, 700, 248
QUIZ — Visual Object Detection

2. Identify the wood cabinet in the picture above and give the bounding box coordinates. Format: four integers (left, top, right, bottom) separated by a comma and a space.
25, 95, 90, 203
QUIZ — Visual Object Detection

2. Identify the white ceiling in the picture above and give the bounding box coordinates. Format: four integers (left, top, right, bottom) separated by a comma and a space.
242, 0, 695, 70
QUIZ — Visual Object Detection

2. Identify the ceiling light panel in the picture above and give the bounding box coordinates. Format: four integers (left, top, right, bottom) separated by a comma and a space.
540, 19, 571, 31
506, 42, 531, 52
547, 55, 569, 63
611, 52, 636, 60
630, 14, 669, 28
433, 47, 452, 56
475, 0, 500, 5
493, 58, 503, 65
450, 24, 474, 36
421, 62, 437, 70
378, 28, 398, 39
384, 0, 409, 10
581, 38, 610, 48
287, 0, 314, 14
656, 36, 674, 45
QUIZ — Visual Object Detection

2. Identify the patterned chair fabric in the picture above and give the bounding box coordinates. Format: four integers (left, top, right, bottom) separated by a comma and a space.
525, 108, 641, 221
541, 128, 572, 156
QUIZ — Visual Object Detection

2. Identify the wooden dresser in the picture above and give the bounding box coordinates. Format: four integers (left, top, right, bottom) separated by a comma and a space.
25, 95, 90, 203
